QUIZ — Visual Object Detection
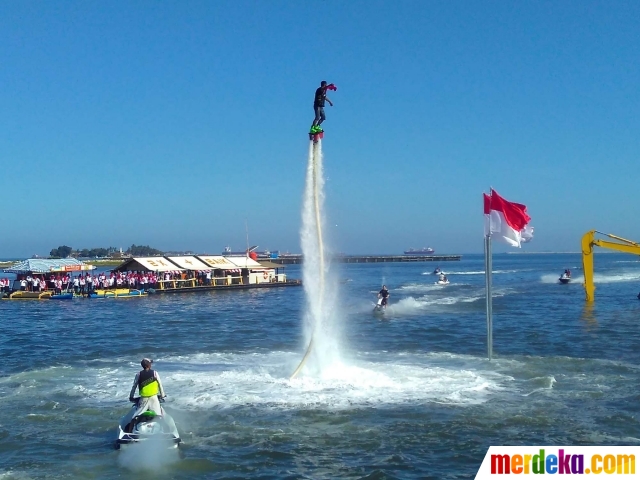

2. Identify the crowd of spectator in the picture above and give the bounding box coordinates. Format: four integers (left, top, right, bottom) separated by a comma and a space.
0, 268, 246, 295
0, 278, 11, 293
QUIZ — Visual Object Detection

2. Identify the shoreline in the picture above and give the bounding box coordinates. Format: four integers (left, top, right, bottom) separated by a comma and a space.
3, 251, 624, 270
0, 259, 124, 269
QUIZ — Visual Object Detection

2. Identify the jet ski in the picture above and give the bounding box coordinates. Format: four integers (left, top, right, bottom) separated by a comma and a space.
373, 297, 386, 315
115, 397, 181, 449
559, 271, 571, 284
435, 275, 450, 285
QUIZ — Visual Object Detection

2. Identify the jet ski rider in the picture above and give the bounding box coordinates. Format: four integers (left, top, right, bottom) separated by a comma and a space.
378, 285, 390, 307
129, 358, 166, 418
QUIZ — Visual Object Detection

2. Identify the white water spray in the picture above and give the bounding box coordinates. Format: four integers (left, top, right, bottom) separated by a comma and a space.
290, 140, 341, 379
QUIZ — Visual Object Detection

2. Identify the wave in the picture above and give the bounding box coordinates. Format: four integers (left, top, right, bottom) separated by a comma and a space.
422, 270, 518, 276
0, 352, 512, 411
594, 272, 640, 283
3, 352, 637, 428
540, 274, 567, 284
397, 283, 451, 293
381, 288, 515, 312
541, 272, 640, 284
356, 289, 488, 316
521, 376, 556, 397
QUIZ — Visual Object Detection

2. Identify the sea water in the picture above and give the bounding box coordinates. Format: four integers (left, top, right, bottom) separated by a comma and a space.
1, 253, 640, 479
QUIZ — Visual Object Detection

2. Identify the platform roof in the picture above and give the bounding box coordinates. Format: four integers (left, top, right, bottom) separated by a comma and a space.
226, 256, 265, 269
165, 256, 212, 271
257, 260, 284, 269
3, 258, 95, 274
196, 255, 238, 270
113, 257, 183, 272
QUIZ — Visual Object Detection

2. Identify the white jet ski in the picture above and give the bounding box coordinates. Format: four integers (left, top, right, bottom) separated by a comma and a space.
435, 275, 450, 285
559, 273, 571, 284
373, 297, 386, 315
115, 397, 181, 449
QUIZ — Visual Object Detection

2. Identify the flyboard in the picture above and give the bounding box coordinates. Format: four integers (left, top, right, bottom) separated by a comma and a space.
309, 127, 324, 143
290, 133, 326, 379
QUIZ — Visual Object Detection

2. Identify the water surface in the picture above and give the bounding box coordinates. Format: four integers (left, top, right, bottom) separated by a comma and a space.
1, 253, 640, 479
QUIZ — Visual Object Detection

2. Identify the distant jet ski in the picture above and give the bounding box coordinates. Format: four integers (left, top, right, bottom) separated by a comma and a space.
115, 397, 181, 450
559, 269, 571, 284
432, 267, 441, 275
435, 274, 449, 285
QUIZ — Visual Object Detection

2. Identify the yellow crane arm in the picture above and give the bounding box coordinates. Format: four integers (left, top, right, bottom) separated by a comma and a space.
582, 230, 640, 302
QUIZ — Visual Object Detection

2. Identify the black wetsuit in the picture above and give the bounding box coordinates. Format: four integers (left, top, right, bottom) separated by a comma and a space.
314, 87, 326, 108
313, 87, 327, 126
379, 288, 389, 306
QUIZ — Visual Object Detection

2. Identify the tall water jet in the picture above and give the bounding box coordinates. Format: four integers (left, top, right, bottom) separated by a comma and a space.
290, 140, 340, 379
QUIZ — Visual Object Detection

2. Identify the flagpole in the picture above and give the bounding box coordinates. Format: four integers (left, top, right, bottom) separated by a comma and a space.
484, 233, 493, 360
483, 187, 531, 361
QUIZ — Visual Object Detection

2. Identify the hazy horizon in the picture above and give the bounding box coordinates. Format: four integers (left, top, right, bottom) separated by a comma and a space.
0, 249, 594, 262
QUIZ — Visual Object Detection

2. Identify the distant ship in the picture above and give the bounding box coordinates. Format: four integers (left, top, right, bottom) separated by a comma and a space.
222, 245, 257, 256
222, 246, 280, 259
403, 247, 435, 255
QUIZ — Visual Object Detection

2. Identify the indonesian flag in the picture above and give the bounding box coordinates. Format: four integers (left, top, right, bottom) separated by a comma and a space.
483, 189, 532, 247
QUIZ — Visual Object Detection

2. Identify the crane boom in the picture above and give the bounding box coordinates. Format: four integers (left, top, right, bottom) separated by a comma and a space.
582, 230, 640, 302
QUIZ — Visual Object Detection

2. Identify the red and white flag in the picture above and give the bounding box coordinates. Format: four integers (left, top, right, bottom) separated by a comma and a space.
483, 189, 533, 247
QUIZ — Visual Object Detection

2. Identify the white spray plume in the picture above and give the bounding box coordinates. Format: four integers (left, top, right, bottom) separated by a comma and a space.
295, 140, 343, 377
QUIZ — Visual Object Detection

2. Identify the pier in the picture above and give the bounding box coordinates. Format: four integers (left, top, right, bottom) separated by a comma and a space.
266, 255, 462, 265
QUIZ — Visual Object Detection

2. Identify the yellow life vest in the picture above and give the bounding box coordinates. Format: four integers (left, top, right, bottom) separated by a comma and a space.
138, 369, 159, 397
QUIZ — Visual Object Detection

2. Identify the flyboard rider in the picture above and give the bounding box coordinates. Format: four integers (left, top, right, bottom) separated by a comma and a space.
310, 80, 337, 135
129, 358, 166, 417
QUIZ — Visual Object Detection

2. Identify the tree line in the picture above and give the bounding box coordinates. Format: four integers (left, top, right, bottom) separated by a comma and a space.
49, 245, 163, 258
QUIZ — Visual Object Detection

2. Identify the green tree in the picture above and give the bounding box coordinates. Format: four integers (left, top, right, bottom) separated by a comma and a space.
126, 244, 163, 256
50, 245, 73, 258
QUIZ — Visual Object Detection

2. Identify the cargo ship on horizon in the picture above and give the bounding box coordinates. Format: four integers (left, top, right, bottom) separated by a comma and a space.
403, 247, 435, 255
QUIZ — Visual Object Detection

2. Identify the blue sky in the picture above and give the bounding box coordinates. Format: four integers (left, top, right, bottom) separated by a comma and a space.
1, 1, 638, 257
